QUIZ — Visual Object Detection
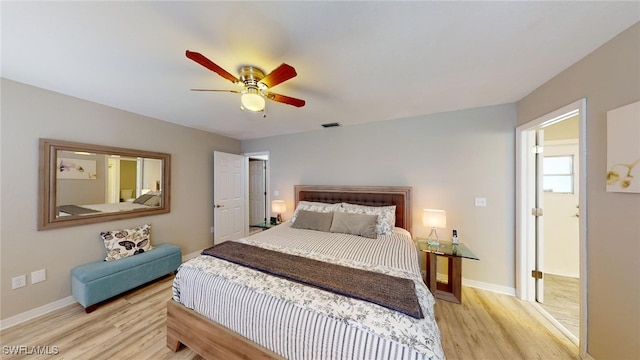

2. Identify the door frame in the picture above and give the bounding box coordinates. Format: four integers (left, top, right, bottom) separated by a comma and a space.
515, 98, 587, 355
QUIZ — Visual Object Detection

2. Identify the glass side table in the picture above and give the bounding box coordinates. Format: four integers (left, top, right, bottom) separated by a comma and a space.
252, 221, 276, 230
416, 239, 479, 304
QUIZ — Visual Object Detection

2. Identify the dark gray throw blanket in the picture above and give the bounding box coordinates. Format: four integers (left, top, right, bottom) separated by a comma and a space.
57, 204, 100, 215
202, 241, 423, 319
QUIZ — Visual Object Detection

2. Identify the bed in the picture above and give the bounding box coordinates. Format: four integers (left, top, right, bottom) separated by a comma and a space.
167, 185, 444, 360
57, 193, 162, 216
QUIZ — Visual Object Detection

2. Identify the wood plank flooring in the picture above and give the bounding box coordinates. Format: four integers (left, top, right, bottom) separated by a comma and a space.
540, 274, 580, 338
0, 275, 578, 360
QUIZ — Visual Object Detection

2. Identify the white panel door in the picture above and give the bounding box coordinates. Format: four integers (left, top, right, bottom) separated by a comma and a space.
214, 151, 246, 244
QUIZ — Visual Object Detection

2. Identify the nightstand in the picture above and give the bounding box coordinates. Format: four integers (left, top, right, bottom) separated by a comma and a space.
251, 221, 283, 232
416, 239, 479, 304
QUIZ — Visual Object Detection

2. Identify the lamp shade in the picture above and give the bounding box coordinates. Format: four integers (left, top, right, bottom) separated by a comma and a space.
422, 209, 446, 228
271, 200, 286, 214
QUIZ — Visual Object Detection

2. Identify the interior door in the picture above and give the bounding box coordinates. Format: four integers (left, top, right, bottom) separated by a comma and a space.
535, 130, 545, 303
214, 151, 246, 244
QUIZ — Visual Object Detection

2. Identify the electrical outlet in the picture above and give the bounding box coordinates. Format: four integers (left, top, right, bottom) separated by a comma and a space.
474, 197, 487, 207
31, 269, 46, 284
12, 275, 26, 289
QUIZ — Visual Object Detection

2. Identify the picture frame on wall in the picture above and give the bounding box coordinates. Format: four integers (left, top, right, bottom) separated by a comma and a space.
57, 157, 97, 180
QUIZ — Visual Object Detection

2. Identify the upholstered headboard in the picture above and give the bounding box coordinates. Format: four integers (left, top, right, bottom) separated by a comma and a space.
294, 185, 412, 233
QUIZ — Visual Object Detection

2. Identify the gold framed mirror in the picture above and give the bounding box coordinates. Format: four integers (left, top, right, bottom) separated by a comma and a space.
38, 138, 171, 230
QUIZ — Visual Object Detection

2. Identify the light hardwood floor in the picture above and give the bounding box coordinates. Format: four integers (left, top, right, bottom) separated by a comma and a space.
540, 274, 580, 338
0, 276, 579, 360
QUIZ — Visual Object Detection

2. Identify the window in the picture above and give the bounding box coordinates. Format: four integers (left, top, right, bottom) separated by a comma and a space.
543, 155, 574, 193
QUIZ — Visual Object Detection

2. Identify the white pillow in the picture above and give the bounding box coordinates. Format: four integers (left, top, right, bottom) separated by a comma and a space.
338, 203, 396, 235
290, 201, 341, 224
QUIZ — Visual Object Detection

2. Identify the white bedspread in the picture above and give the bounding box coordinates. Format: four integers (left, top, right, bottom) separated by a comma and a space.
173, 222, 445, 360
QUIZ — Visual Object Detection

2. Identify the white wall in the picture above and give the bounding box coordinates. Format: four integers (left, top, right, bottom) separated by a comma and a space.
0, 79, 241, 320
242, 104, 516, 288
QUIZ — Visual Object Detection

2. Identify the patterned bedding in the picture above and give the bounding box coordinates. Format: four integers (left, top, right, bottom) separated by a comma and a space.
172, 222, 445, 360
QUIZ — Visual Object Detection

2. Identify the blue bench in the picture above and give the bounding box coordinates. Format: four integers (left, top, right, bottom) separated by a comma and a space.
71, 243, 182, 312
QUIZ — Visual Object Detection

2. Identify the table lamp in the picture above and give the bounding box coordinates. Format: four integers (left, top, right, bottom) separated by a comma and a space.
423, 209, 446, 245
271, 200, 286, 224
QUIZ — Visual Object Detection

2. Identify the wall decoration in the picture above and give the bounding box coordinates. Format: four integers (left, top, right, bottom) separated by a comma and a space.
57, 157, 97, 179
606, 101, 640, 193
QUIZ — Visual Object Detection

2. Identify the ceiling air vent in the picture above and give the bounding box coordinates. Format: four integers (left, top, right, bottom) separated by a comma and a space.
321, 122, 341, 128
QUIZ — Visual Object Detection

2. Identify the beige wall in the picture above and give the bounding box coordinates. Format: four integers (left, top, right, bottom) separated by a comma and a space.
242, 104, 516, 289
0, 79, 241, 320
517, 23, 640, 359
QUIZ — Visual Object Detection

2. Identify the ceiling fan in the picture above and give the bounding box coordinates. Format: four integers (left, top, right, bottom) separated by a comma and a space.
186, 50, 306, 114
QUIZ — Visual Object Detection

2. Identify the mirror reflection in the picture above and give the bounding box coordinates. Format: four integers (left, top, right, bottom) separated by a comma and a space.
56, 151, 163, 217
39, 138, 171, 230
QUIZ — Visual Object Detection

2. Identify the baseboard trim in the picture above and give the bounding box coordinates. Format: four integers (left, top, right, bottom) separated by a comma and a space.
462, 278, 516, 296
436, 273, 517, 296
0, 296, 76, 331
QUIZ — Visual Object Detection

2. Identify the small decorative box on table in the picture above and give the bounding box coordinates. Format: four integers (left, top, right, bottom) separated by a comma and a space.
417, 239, 478, 304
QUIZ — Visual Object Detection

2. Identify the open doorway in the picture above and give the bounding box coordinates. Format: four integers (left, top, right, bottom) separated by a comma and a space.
245, 152, 270, 235
516, 99, 587, 355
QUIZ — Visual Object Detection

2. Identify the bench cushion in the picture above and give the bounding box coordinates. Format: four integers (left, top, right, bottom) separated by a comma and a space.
71, 243, 182, 308
72, 243, 181, 282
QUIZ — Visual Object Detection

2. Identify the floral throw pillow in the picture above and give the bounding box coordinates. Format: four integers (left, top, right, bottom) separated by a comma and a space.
338, 203, 396, 235
290, 201, 342, 224
101, 224, 152, 261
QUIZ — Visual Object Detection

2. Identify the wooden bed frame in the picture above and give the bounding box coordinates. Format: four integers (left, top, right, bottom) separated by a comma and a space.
167, 185, 413, 359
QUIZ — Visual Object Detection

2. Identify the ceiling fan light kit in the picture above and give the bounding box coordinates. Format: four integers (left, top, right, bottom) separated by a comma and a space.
240, 88, 266, 112
186, 50, 305, 114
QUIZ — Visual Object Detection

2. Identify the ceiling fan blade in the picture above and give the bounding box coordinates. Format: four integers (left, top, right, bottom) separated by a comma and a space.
265, 92, 306, 107
260, 63, 297, 88
186, 50, 239, 84
190, 89, 241, 93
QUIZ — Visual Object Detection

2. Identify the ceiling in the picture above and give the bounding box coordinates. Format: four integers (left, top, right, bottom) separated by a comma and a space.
2, 2, 638, 140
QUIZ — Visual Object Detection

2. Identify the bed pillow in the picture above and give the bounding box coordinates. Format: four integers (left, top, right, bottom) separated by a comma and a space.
101, 224, 152, 261
338, 203, 396, 235
291, 210, 334, 232
133, 194, 154, 204
143, 195, 161, 207
330, 212, 378, 239
290, 201, 341, 224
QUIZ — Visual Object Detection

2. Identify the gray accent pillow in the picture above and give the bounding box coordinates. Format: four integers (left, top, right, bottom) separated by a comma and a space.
133, 194, 154, 204
290, 210, 334, 232
143, 195, 161, 207
330, 212, 378, 239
